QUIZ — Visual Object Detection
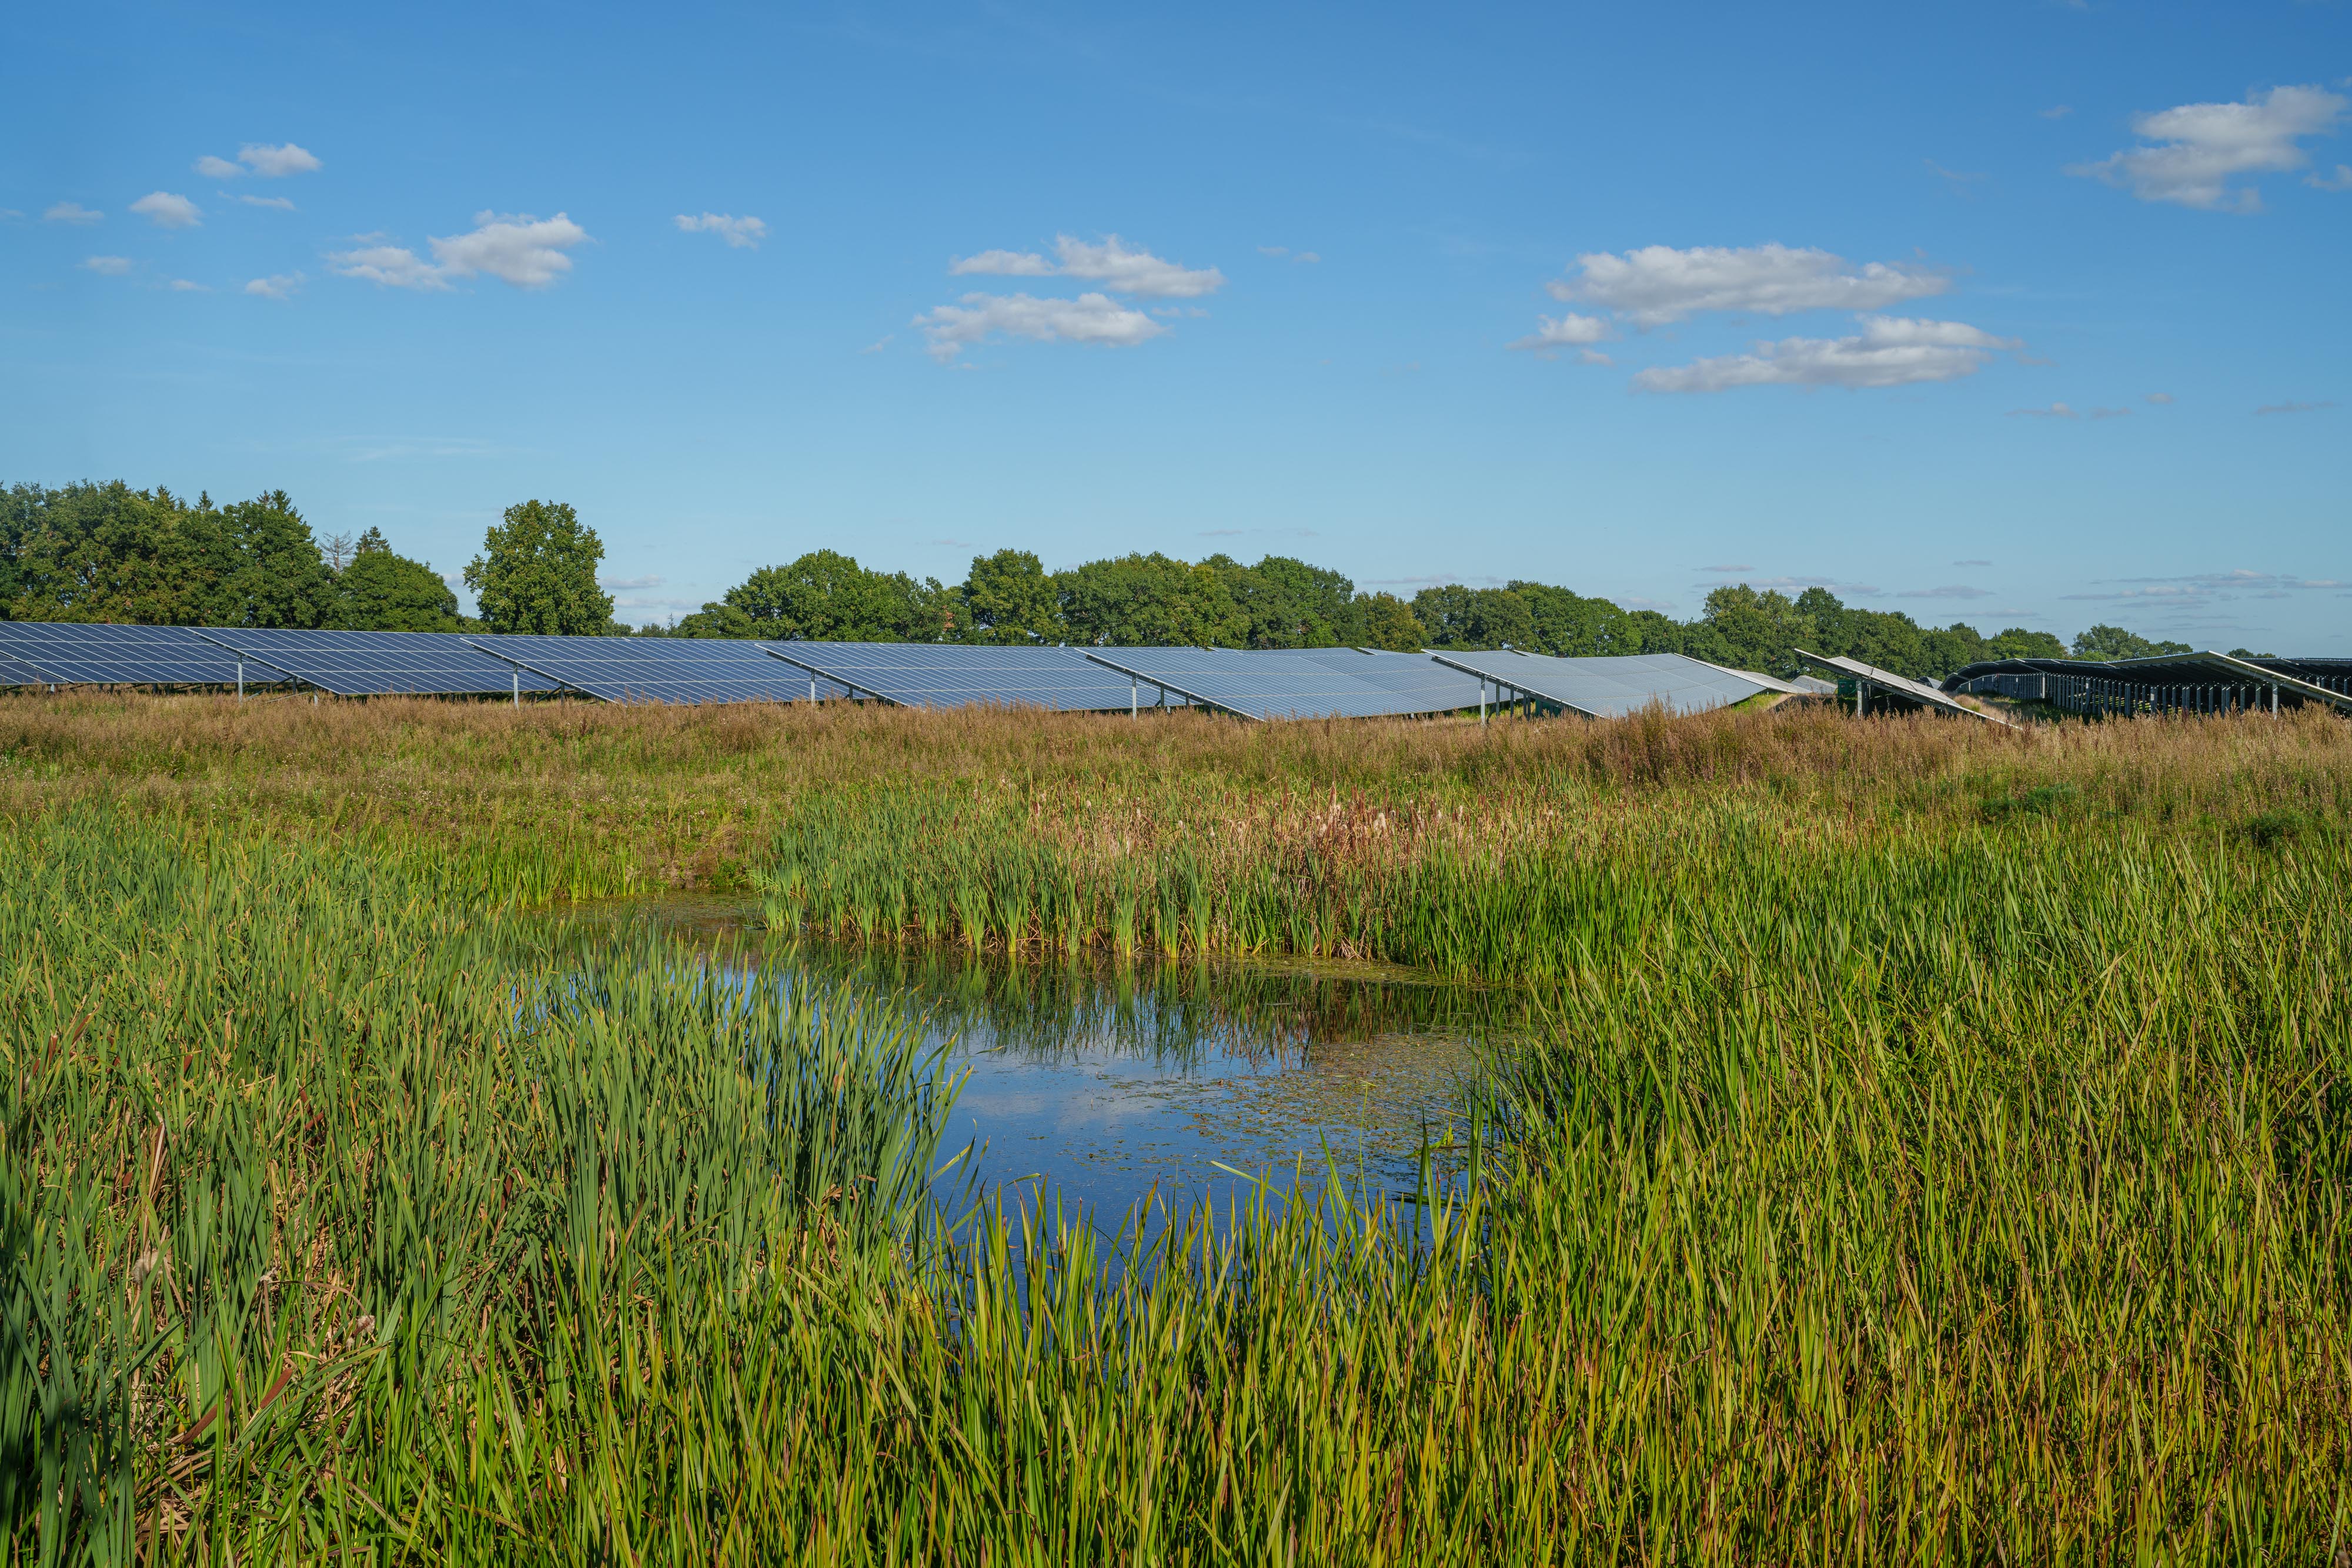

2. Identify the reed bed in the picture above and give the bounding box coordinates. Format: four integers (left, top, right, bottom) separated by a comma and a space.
6, 696, 2352, 1560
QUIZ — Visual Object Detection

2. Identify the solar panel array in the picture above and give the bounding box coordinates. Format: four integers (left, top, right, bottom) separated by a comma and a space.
1082, 647, 1479, 720
465, 634, 848, 705
0, 621, 293, 688
1431, 650, 1776, 718
1294, 648, 1490, 711
764, 642, 1142, 711
198, 628, 566, 698
1796, 649, 2012, 726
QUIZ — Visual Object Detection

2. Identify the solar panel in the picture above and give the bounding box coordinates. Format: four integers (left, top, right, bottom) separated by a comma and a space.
0, 646, 60, 687
763, 642, 1144, 711
1291, 648, 1486, 711
1795, 649, 2012, 725
465, 634, 848, 705
1429, 650, 1772, 718
0, 621, 296, 688
197, 628, 566, 698
1083, 647, 1465, 720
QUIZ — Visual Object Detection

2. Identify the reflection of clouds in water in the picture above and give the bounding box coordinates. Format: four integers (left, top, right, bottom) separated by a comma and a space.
548, 900, 1518, 1219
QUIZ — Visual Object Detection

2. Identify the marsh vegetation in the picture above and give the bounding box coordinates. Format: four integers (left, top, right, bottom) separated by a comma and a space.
5, 694, 2349, 1561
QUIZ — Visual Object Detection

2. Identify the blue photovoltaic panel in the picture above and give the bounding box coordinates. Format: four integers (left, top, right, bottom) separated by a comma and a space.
198, 629, 566, 698
0, 621, 293, 688
1292, 648, 1485, 712
1, 647, 59, 686
764, 643, 1145, 711
1431, 651, 1772, 718
1084, 648, 1464, 720
466, 634, 847, 705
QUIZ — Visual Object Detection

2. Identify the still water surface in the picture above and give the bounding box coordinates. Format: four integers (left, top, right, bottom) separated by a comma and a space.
573, 899, 1529, 1220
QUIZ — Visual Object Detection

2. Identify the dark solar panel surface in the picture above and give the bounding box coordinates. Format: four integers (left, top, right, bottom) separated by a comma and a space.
1084, 648, 1465, 719
1432, 651, 1770, 718
466, 634, 846, 704
0, 647, 58, 686
1292, 648, 1485, 711
199, 629, 566, 697
0, 621, 289, 687
765, 643, 1144, 711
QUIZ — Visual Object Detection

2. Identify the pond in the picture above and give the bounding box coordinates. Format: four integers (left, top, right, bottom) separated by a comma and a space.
564, 898, 1531, 1222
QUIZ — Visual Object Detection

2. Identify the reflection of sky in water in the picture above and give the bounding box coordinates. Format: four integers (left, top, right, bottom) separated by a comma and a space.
559, 899, 1527, 1222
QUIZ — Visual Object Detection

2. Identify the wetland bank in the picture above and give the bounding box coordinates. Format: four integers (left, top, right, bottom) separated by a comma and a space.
6, 693, 2352, 1562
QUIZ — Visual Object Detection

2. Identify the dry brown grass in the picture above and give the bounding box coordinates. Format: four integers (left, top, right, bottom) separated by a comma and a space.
2, 689, 2344, 897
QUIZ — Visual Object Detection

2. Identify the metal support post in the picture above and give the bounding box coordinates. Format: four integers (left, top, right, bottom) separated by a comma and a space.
513, 670, 521, 708
1130, 675, 1138, 718
1481, 683, 1489, 724
236, 660, 245, 701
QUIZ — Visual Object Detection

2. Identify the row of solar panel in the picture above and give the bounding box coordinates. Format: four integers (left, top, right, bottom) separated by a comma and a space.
0, 621, 1798, 721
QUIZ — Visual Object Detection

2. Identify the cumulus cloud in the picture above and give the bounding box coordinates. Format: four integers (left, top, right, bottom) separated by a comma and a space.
44, 202, 102, 225
1633, 316, 2019, 393
235, 194, 298, 211
1549, 243, 1948, 325
949, 235, 1224, 298
1508, 313, 1616, 360
2069, 85, 2346, 212
196, 155, 243, 179
131, 192, 202, 228
330, 211, 592, 291
675, 212, 767, 248
245, 273, 303, 300
238, 142, 321, 177
2310, 164, 2352, 192
168, 279, 208, 292
79, 256, 133, 276
913, 292, 1165, 362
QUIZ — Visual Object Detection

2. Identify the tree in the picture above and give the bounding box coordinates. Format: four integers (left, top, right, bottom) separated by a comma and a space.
1695, 584, 1817, 676
465, 500, 613, 636
208, 490, 336, 629
2073, 624, 2193, 660
1512, 581, 1639, 656
698, 549, 948, 641
1057, 553, 1245, 647
6, 482, 226, 625
1210, 554, 1354, 648
1352, 591, 1428, 652
960, 549, 1064, 644
336, 528, 460, 631
1987, 627, 2068, 660
1411, 586, 1536, 650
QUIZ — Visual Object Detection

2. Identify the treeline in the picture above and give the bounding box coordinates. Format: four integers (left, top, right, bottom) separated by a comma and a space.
5, 482, 2204, 680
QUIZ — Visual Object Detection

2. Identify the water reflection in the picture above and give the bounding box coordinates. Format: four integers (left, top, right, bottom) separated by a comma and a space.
559, 899, 1529, 1221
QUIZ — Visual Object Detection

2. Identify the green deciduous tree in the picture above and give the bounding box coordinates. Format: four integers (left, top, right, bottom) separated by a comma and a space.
465, 500, 614, 636
4, 482, 224, 625
1411, 586, 1536, 650
1208, 555, 1355, 648
2073, 623, 2193, 660
335, 528, 461, 631
1058, 553, 1245, 647
687, 549, 948, 642
959, 549, 1064, 644
208, 490, 336, 629
1352, 591, 1428, 652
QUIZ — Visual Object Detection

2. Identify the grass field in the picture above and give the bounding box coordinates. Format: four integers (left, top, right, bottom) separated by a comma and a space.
5, 693, 2350, 1562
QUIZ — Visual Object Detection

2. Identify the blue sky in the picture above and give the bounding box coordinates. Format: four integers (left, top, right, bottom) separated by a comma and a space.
5, 1, 2347, 650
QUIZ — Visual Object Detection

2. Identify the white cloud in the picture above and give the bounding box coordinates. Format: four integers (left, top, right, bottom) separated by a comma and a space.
675, 212, 767, 248
599, 574, 666, 590
245, 273, 303, 300
2310, 163, 2352, 192
913, 291, 1166, 361
1258, 245, 1289, 258
860, 334, 893, 353
2089, 406, 2130, 420
2069, 85, 2346, 212
44, 202, 102, 225
950, 248, 1058, 276
950, 235, 1224, 298
168, 279, 209, 292
1633, 316, 2019, 393
239, 142, 321, 177
2009, 402, 2079, 418
130, 191, 202, 228
196, 155, 243, 179
79, 256, 133, 276
235, 194, 298, 211
330, 211, 592, 291
1508, 313, 1616, 360
1549, 243, 1948, 325
1293, 250, 1321, 263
